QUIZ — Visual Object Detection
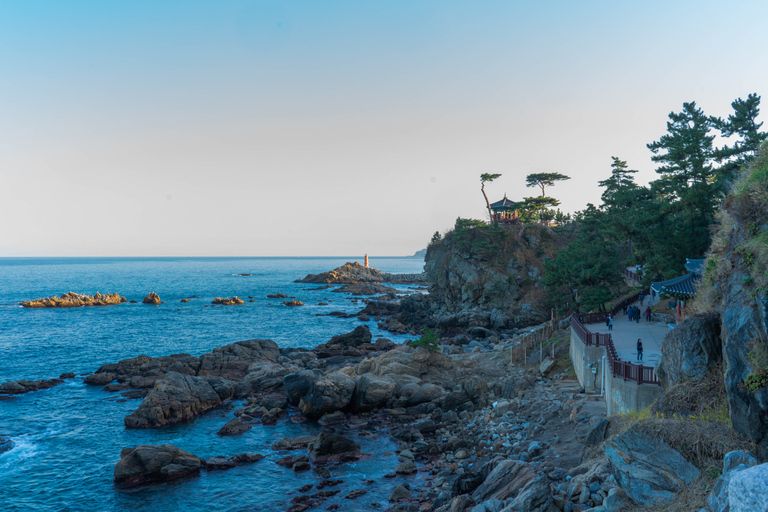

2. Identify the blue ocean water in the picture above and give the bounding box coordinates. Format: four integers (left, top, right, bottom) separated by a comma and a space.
0, 257, 425, 512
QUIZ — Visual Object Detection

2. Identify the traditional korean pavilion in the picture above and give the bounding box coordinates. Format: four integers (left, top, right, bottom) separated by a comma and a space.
651, 258, 705, 298
489, 195, 519, 224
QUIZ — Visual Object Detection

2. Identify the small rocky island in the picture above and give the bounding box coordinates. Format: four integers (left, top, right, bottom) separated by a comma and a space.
20, 292, 127, 308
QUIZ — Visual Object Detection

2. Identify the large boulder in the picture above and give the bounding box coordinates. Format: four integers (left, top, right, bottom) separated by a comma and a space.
326, 325, 373, 349
728, 463, 768, 512
507, 475, 556, 512
307, 433, 364, 464
124, 372, 232, 428
656, 313, 721, 388
603, 428, 699, 506
233, 362, 289, 398
197, 339, 280, 381
114, 444, 201, 486
351, 374, 396, 411
298, 372, 355, 418
472, 459, 537, 503
283, 370, 321, 405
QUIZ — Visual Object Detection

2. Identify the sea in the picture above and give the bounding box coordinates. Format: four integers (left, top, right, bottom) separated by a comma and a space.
0, 256, 426, 512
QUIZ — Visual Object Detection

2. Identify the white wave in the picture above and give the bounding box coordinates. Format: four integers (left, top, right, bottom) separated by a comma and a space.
0, 434, 39, 470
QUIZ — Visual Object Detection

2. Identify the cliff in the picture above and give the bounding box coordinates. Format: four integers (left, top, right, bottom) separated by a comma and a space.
422, 220, 559, 331
700, 147, 768, 459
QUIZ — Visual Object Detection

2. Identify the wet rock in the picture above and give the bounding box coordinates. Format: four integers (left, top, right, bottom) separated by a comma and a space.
114, 444, 200, 487
283, 300, 304, 307
307, 433, 364, 464
271, 435, 316, 451
388, 485, 413, 502
203, 456, 237, 470
318, 411, 345, 426
217, 418, 251, 436
326, 325, 373, 349
395, 461, 418, 474
603, 427, 699, 506
333, 283, 399, 296
0, 377, 66, 395
345, 489, 367, 499
267, 293, 288, 298
124, 372, 232, 428
142, 292, 162, 304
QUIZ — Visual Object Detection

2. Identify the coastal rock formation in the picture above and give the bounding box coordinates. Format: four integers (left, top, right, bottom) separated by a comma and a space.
283, 300, 304, 307
212, 297, 244, 305
694, 155, 768, 460
142, 292, 163, 304
283, 370, 322, 405
267, 293, 288, 298
603, 428, 699, 506
656, 312, 722, 388
124, 372, 234, 428
217, 418, 251, 436
299, 372, 355, 418
350, 374, 396, 411
20, 292, 127, 308
0, 373, 74, 396
332, 283, 400, 296
307, 433, 364, 464
297, 262, 387, 284
0, 436, 11, 455
197, 339, 280, 380
114, 444, 201, 487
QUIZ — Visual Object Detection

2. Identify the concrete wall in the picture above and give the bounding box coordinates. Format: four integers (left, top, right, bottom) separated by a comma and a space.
569, 328, 607, 394
570, 326, 664, 415
606, 376, 664, 416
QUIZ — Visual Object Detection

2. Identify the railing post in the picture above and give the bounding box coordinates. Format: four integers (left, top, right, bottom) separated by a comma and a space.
638, 365, 644, 385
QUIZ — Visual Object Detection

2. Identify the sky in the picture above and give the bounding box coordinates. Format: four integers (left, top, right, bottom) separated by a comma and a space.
1, 0, 767, 257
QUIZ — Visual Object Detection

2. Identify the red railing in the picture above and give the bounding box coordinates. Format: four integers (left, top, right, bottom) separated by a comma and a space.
570, 308, 660, 386
623, 268, 642, 282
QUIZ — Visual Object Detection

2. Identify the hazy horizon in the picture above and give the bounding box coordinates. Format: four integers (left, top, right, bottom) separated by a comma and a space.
2, 1, 766, 257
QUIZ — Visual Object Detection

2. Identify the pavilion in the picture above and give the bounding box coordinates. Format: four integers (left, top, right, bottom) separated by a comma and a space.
489, 195, 519, 224
651, 258, 705, 322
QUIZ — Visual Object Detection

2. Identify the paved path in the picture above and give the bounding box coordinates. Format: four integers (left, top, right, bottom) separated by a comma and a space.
587, 304, 670, 368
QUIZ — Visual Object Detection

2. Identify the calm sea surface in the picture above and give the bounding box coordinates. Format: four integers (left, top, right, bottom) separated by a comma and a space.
0, 257, 425, 512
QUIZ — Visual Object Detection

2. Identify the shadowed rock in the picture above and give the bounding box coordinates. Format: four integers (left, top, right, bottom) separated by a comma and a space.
124, 372, 234, 428
114, 444, 201, 487
307, 433, 364, 464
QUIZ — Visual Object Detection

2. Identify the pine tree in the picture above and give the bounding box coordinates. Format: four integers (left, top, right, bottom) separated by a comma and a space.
712, 93, 767, 185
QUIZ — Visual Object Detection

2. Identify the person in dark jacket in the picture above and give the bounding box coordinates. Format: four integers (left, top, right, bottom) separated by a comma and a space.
637, 339, 643, 361
645, 306, 652, 322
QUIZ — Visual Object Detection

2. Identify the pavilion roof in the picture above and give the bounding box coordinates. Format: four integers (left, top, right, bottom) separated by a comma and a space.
490, 195, 518, 210
651, 272, 701, 297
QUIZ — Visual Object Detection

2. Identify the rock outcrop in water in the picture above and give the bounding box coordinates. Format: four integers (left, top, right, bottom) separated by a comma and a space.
0, 373, 75, 396
124, 372, 235, 428
297, 262, 388, 284
20, 292, 127, 308
212, 297, 245, 305
142, 292, 163, 304
114, 444, 201, 486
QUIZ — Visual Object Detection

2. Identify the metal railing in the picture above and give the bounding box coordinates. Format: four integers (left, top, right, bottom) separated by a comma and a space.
570, 300, 660, 386
509, 320, 555, 364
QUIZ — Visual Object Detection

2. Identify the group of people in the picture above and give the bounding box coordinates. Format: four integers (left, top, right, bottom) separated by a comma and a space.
624, 304, 652, 323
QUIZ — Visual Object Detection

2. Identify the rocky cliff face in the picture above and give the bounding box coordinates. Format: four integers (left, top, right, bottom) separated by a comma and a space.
691, 146, 768, 459
422, 223, 552, 330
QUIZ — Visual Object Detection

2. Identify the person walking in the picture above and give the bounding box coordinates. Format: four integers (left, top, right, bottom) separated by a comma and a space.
608, 315, 613, 331
637, 339, 643, 361
645, 306, 652, 322
651, 289, 656, 304
636, 307, 640, 323
639, 293, 645, 305
606, 314, 610, 328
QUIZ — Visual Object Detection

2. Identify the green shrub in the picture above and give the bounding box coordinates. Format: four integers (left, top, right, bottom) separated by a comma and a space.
408, 327, 439, 351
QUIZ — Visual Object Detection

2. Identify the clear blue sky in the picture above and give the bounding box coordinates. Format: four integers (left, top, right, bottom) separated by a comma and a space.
1, 1, 766, 256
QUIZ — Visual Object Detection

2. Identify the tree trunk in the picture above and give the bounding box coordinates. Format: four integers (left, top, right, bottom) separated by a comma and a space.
481, 182, 493, 223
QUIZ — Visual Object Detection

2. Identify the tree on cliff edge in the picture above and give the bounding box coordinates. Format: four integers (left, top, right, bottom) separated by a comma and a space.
525, 172, 570, 197
480, 173, 501, 222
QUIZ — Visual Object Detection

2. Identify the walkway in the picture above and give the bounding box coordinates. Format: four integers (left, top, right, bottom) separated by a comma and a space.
588, 299, 669, 368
